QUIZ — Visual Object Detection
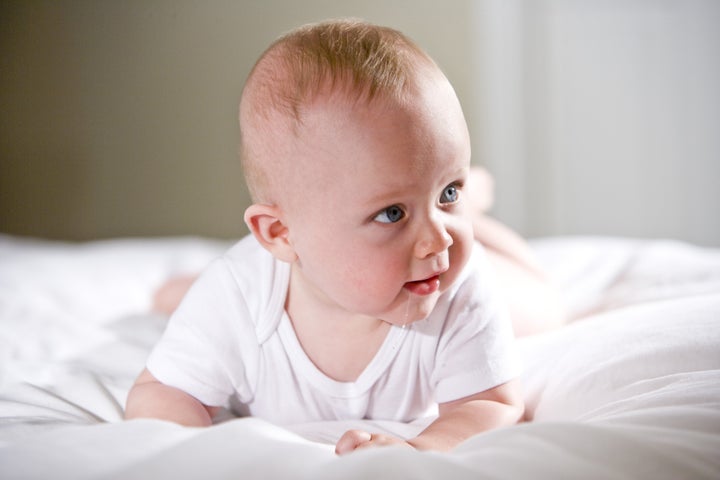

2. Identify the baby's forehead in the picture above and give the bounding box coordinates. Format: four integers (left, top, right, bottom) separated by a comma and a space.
276, 63, 457, 152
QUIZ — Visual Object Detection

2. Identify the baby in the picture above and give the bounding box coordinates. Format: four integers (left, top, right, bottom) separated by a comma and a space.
126, 19, 561, 453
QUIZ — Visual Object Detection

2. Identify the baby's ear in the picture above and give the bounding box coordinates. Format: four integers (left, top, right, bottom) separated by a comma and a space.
244, 204, 297, 263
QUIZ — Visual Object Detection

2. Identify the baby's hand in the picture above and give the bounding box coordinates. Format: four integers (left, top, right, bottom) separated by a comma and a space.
335, 429, 414, 455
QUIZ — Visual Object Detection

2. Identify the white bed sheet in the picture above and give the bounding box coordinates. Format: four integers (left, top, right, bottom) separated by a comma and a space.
0, 234, 719, 479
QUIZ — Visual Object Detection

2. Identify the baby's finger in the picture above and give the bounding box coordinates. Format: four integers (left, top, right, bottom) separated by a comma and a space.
358, 433, 413, 449
335, 429, 372, 455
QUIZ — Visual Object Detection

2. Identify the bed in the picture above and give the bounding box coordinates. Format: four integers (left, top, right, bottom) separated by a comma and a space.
1, 233, 718, 479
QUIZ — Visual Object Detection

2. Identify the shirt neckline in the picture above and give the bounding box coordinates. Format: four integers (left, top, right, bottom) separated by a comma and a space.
277, 311, 410, 398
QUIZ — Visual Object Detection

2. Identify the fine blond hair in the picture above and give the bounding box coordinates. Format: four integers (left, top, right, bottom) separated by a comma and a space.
239, 19, 436, 203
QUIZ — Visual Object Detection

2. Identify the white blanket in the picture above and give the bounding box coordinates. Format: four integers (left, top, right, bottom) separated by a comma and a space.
1, 235, 719, 479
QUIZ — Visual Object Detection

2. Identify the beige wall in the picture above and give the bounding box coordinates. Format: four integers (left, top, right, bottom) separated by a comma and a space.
2, 1, 719, 245
476, 0, 720, 246
0, 1, 475, 240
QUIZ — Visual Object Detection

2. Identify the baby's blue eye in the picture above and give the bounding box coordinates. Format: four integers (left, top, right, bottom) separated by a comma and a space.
374, 205, 405, 224
440, 184, 459, 204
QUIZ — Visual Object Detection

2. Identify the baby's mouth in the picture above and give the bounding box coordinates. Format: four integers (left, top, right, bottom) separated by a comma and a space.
404, 275, 441, 296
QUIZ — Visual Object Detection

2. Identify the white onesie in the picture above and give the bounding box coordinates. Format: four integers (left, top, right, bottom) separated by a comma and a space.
146, 235, 519, 425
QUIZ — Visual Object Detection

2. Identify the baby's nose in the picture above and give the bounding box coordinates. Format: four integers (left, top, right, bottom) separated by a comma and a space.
414, 219, 453, 259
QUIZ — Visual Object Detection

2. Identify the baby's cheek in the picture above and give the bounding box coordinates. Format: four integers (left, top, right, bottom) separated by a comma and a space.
449, 225, 475, 260
447, 229, 474, 280
344, 259, 394, 297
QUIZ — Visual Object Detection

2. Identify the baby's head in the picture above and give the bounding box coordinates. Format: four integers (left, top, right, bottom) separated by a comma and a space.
241, 20, 475, 325
239, 19, 436, 204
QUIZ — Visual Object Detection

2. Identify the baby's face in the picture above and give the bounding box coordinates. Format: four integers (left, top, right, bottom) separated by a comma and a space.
282, 72, 474, 326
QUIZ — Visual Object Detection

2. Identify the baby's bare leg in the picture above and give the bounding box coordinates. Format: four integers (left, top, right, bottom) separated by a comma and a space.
152, 274, 198, 315
467, 166, 565, 336
475, 215, 565, 336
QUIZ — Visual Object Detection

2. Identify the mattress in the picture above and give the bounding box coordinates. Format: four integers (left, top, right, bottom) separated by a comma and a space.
1, 234, 718, 479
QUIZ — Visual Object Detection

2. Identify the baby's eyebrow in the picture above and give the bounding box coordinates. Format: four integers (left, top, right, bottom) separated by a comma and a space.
358, 162, 468, 206
361, 184, 415, 209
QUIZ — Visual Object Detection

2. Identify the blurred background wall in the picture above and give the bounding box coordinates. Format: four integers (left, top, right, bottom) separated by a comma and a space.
1, 0, 718, 245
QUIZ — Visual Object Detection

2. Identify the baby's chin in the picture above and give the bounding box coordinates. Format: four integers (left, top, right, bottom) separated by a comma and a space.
384, 290, 443, 327
401, 267, 467, 324
372, 270, 462, 326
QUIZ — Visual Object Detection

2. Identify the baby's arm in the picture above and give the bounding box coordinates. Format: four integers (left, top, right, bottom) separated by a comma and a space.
125, 368, 219, 426
335, 380, 523, 454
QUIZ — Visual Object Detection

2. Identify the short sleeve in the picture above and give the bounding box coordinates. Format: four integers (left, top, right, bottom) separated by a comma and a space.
146, 257, 259, 407
431, 245, 521, 404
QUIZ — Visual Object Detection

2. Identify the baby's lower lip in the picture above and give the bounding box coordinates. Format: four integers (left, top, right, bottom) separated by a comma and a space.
404, 275, 440, 296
